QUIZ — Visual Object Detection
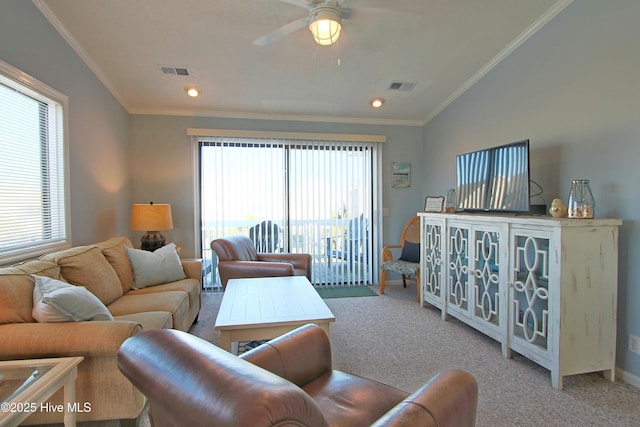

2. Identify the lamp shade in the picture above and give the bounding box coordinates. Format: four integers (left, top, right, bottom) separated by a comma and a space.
309, 7, 342, 46
130, 203, 173, 231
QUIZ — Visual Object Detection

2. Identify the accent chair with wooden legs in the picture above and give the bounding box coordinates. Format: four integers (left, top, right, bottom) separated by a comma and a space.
380, 215, 421, 301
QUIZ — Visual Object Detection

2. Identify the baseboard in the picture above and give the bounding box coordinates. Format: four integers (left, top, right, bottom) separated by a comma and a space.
616, 367, 640, 389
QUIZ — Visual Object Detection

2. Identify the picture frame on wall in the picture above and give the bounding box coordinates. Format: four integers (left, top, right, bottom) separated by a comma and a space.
392, 162, 411, 188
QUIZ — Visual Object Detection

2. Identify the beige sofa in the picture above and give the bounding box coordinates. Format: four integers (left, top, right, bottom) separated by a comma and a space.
0, 237, 201, 426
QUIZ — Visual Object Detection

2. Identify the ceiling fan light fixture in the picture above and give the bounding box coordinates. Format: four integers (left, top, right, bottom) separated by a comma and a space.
309, 7, 342, 46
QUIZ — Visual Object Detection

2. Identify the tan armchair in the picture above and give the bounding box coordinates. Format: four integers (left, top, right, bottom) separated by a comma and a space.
118, 324, 478, 427
380, 216, 421, 300
211, 235, 311, 289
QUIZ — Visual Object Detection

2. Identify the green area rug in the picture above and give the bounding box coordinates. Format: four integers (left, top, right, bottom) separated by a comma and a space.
315, 286, 378, 299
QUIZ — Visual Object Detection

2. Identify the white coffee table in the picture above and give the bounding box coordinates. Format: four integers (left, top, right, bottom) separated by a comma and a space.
0, 356, 84, 427
215, 276, 335, 354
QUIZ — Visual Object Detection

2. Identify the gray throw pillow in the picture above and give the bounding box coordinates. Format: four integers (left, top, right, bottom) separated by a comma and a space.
125, 243, 186, 289
32, 275, 114, 322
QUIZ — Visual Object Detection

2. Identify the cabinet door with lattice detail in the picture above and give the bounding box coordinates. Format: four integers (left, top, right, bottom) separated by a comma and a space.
420, 218, 444, 311
469, 225, 507, 349
445, 222, 471, 320
508, 228, 553, 365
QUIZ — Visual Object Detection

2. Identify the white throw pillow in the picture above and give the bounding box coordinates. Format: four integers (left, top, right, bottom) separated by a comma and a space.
125, 243, 186, 289
32, 275, 114, 322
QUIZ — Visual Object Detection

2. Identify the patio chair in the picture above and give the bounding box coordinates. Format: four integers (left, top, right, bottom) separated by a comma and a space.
325, 215, 369, 268
249, 220, 280, 253
380, 216, 421, 301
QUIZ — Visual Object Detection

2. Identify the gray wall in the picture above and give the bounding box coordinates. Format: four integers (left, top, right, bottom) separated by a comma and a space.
423, 0, 640, 380
5, 0, 638, 382
130, 115, 424, 258
0, 1, 131, 245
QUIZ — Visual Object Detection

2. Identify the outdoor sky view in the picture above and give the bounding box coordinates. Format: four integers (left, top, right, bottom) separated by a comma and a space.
200, 142, 371, 241
199, 140, 376, 285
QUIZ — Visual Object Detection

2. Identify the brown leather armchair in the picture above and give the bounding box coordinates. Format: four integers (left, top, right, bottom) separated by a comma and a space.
211, 235, 312, 289
118, 324, 478, 427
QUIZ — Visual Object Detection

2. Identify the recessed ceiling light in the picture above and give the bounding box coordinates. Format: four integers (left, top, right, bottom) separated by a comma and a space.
370, 97, 385, 108
186, 87, 200, 97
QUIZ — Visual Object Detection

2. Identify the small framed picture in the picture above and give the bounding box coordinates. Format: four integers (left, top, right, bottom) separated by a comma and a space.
392, 162, 411, 188
424, 196, 445, 213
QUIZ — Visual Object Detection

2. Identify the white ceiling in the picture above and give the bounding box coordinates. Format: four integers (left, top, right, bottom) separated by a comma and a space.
36, 0, 571, 126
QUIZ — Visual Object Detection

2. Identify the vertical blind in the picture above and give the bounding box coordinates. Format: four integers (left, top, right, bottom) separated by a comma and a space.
198, 135, 380, 287
0, 63, 68, 265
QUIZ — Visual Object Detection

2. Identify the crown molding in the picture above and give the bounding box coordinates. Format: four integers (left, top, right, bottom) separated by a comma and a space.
32, 0, 131, 111
34, 0, 572, 129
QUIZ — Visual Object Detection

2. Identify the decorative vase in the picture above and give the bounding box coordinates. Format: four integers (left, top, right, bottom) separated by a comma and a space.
549, 198, 568, 218
444, 188, 457, 213
567, 179, 595, 219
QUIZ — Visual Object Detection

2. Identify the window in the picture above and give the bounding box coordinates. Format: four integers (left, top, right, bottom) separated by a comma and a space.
192, 130, 384, 288
0, 60, 69, 265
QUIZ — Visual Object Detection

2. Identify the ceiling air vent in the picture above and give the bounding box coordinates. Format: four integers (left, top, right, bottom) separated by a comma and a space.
160, 65, 190, 76
388, 81, 417, 92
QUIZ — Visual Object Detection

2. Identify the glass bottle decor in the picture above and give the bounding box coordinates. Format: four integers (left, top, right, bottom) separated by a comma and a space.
567, 179, 595, 219
444, 188, 457, 213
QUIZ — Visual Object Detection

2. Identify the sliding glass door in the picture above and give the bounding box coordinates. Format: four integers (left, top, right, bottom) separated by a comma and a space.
199, 137, 378, 287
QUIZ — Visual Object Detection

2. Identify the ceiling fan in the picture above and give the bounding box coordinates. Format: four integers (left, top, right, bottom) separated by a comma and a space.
253, 0, 351, 47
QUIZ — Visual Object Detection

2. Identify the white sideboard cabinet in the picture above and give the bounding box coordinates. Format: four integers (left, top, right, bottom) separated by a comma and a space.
419, 212, 621, 389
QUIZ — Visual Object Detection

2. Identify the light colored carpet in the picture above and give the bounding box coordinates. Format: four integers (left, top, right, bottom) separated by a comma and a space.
137, 281, 640, 426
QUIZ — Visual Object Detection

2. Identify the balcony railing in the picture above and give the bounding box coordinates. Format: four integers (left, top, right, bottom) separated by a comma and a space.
201, 218, 373, 289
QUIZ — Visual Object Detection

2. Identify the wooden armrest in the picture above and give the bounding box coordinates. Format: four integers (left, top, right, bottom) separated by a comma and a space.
381, 244, 402, 262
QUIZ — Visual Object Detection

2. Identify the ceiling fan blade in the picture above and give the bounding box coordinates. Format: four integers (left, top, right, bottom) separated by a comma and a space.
253, 17, 308, 46
277, 0, 313, 9
345, 7, 417, 22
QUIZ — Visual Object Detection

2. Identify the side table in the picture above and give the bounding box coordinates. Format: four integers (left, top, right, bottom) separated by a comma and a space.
0, 356, 84, 427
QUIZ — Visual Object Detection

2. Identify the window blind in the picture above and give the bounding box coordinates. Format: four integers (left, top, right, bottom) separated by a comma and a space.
198, 135, 380, 287
0, 61, 69, 265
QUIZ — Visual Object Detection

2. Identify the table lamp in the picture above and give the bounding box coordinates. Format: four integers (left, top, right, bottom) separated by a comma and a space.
130, 202, 173, 251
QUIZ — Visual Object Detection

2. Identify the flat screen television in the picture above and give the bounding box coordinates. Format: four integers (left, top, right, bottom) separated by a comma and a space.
456, 139, 530, 213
